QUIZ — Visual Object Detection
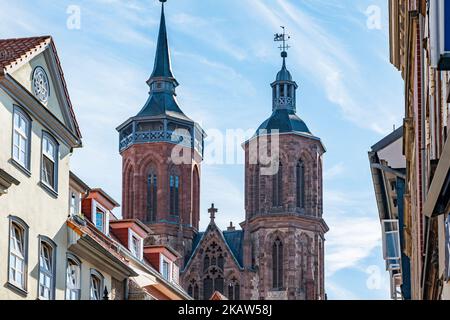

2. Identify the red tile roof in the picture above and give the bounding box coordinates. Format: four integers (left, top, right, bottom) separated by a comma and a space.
0, 36, 82, 140
0, 36, 51, 71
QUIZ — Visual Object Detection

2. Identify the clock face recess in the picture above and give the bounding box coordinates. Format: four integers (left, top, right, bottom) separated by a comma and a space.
33, 67, 50, 104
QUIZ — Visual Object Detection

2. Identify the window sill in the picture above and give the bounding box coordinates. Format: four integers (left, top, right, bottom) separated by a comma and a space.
10, 159, 31, 177
39, 181, 58, 198
270, 288, 286, 292
6, 281, 28, 297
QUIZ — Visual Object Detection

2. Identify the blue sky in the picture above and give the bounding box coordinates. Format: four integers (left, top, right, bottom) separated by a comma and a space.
0, 0, 405, 299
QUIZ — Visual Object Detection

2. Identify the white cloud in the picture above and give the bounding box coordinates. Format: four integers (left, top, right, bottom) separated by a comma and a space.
324, 162, 345, 180
170, 13, 247, 61
326, 216, 381, 275
247, 0, 402, 135
326, 281, 360, 300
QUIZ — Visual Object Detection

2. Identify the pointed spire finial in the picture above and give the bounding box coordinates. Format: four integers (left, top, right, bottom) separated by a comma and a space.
149, 0, 175, 81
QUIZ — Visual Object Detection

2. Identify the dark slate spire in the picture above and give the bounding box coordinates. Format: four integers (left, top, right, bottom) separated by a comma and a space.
117, 0, 206, 158
136, 0, 189, 120
149, 0, 175, 80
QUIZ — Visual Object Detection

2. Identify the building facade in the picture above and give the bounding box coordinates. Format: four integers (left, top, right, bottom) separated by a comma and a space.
118, 0, 328, 300
369, 127, 411, 299
0, 36, 190, 300
372, 0, 450, 300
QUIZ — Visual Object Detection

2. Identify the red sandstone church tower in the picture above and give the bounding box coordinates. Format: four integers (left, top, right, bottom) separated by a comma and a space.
241, 28, 329, 300
117, 0, 205, 260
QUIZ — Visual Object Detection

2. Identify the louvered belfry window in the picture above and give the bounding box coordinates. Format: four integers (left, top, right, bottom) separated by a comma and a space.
272, 237, 283, 290
272, 162, 283, 207
296, 160, 305, 209
147, 171, 157, 222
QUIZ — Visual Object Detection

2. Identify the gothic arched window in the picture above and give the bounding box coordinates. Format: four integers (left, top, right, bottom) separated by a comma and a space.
272, 237, 283, 290
296, 160, 305, 209
169, 173, 180, 216
194, 283, 199, 300
272, 162, 283, 207
147, 170, 157, 222
218, 255, 224, 270
203, 255, 210, 271
214, 276, 224, 294
227, 277, 240, 300
188, 280, 200, 300
193, 167, 200, 225
253, 165, 260, 215
203, 276, 213, 300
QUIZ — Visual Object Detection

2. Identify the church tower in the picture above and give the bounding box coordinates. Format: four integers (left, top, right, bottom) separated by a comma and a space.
117, 0, 205, 261
242, 28, 328, 300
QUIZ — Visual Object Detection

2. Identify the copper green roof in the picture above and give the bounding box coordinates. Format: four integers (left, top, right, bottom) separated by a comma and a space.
257, 109, 311, 135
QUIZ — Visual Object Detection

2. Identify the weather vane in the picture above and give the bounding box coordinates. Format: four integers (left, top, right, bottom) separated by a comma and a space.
274, 26, 291, 58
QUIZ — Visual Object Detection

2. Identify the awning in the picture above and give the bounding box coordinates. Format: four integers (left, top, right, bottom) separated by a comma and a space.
424, 136, 450, 217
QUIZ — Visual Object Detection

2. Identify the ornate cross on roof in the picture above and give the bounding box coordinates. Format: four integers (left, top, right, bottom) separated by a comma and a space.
208, 203, 218, 221
274, 26, 291, 59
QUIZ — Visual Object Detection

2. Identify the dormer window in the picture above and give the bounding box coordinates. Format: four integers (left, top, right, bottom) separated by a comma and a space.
162, 259, 170, 280
95, 208, 105, 233
143, 245, 180, 283
128, 230, 143, 260
69, 188, 81, 216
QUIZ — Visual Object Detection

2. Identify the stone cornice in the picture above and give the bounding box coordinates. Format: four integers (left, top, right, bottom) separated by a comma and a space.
244, 214, 329, 235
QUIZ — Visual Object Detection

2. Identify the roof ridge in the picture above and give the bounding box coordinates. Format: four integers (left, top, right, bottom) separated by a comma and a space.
0, 35, 51, 42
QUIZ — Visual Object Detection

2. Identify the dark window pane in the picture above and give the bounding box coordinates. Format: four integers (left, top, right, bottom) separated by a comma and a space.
42, 156, 54, 188
272, 238, 283, 289
204, 256, 210, 271
214, 276, 224, 294
296, 161, 305, 208
147, 173, 157, 222
228, 284, 234, 300
218, 255, 224, 270
235, 284, 240, 300
203, 277, 213, 300
194, 284, 199, 300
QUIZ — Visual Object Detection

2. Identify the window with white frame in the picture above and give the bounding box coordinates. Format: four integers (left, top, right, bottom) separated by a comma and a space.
161, 257, 171, 281
65, 255, 81, 300
38, 238, 56, 300
129, 230, 143, 260
381, 220, 401, 271
89, 270, 104, 300
445, 214, 450, 281
95, 208, 105, 233
41, 133, 58, 191
12, 107, 31, 170
8, 217, 28, 291
69, 189, 81, 216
